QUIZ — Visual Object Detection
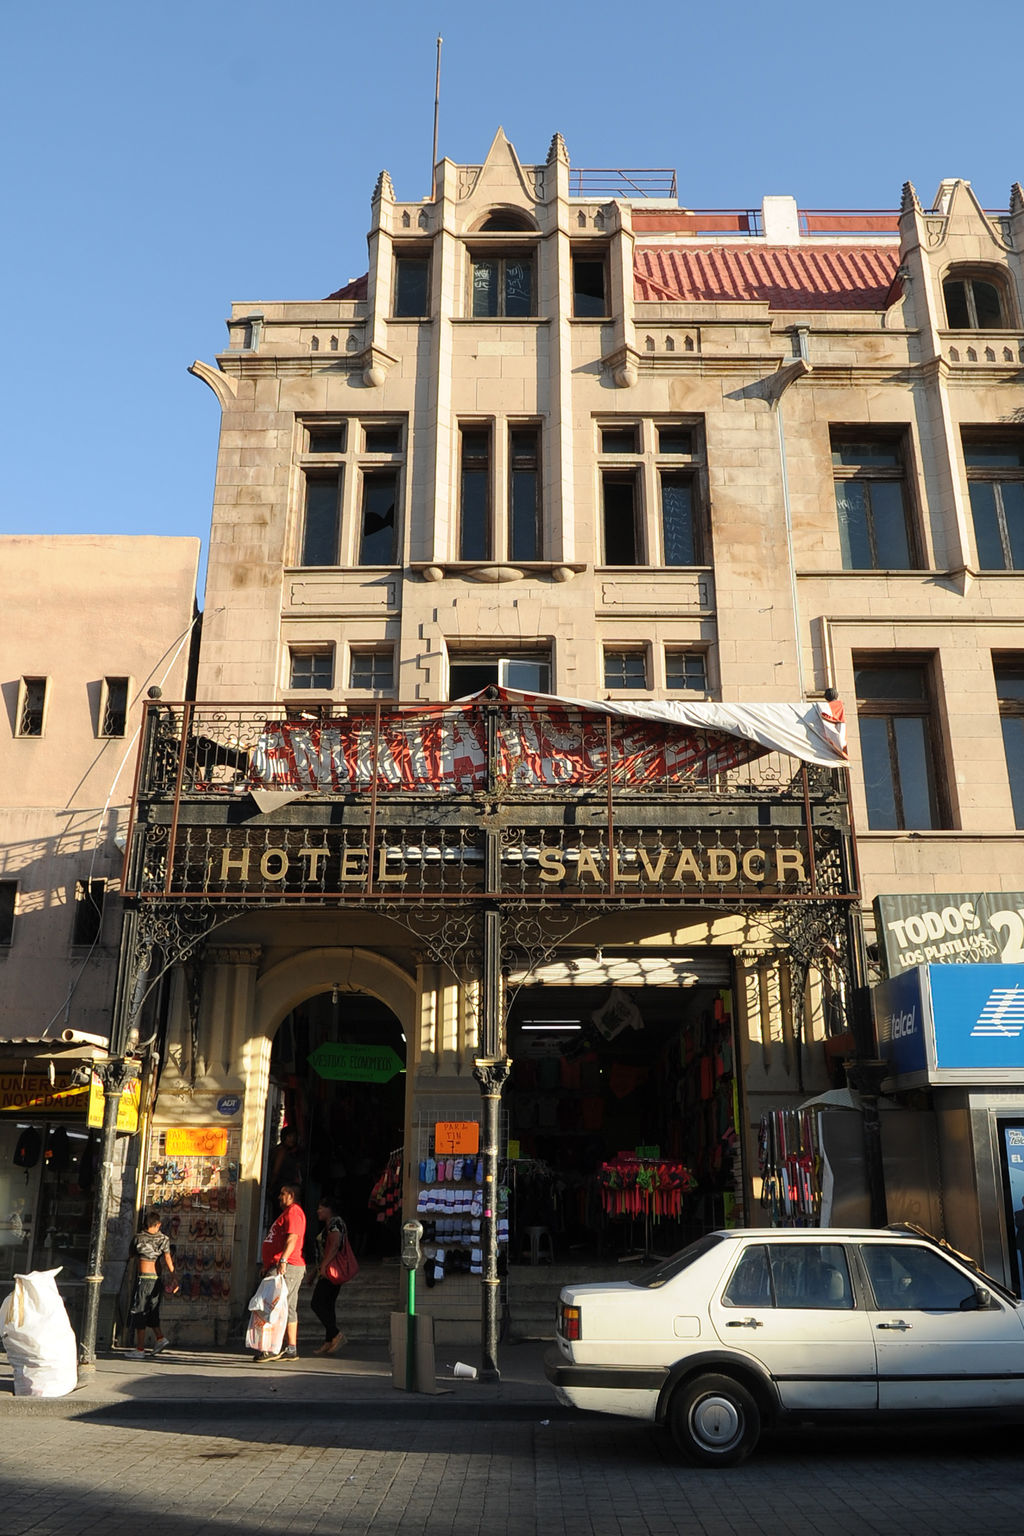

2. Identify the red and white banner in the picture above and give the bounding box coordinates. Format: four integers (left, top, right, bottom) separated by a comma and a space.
248, 689, 847, 795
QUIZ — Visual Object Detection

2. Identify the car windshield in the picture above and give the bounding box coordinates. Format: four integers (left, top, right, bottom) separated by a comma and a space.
629, 1233, 725, 1289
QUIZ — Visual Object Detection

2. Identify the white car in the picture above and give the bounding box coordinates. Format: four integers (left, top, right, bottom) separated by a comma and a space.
546, 1226, 1024, 1466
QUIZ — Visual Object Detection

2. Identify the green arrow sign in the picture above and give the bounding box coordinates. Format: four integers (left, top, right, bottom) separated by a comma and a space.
307, 1043, 405, 1083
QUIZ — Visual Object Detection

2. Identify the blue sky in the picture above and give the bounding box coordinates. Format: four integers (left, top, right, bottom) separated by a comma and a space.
3, 1, 1021, 601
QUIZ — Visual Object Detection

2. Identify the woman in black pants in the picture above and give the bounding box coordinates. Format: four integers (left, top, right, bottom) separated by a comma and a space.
309, 1194, 347, 1354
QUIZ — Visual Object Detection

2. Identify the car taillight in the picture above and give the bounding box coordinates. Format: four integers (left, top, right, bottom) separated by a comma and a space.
559, 1303, 581, 1341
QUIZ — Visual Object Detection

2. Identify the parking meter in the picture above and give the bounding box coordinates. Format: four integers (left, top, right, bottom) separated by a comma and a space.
401, 1219, 424, 1271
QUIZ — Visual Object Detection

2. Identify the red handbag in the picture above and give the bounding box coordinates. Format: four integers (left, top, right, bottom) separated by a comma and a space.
324, 1236, 359, 1286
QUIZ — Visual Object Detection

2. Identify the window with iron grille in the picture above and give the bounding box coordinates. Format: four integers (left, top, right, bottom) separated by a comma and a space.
0, 882, 16, 947
604, 649, 648, 691
665, 651, 707, 692
100, 677, 130, 737
349, 650, 395, 694
855, 660, 946, 830
16, 677, 47, 737
288, 649, 334, 691
71, 879, 106, 948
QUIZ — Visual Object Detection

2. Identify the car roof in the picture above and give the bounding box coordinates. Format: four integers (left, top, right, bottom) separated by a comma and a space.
715, 1227, 930, 1242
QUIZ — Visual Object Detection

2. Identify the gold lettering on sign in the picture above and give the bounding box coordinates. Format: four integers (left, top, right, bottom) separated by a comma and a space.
708, 849, 738, 882
775, 848, 807, 882
742, 848, 767, 882
260, 849, 289, 881
538, 849, 566, 882
299, 846, 329, 879
610, 850, 640, 884
575, 848, 603, 883
671, 849, 703, 882
219, 847, 251, 881
340, 847, 367, 882
377, 846, 407, 883
638, 849, 669, 882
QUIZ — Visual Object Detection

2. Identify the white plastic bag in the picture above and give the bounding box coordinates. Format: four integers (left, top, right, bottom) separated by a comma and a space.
245, 1273, 287, 1354
0, 1268, 78, 1397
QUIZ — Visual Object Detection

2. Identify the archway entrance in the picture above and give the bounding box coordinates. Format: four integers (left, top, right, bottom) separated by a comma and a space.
267, 989, 406, 1259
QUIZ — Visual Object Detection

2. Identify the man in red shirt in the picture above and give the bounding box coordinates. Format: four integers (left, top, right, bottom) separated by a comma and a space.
257, 1184, 307, 1361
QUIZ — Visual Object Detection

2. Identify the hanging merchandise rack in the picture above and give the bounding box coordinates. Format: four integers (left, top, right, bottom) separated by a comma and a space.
368, 1146, 403, 1223
758, 1109, 821, 1226
599, 1155, 697, 1260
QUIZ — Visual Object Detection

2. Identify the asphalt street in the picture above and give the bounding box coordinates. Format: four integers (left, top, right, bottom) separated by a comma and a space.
2, 1409, 1023, 1535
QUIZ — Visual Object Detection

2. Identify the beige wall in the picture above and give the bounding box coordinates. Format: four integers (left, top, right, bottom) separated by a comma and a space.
0, 536, 200, 1040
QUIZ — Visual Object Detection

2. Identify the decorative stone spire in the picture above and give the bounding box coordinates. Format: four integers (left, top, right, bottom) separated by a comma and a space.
900, 181, 921, 215
1010, 183, 1024, 217
372, 169, 395, 205
547, 132, 569, 165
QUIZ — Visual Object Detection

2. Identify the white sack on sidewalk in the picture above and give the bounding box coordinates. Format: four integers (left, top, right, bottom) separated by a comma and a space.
245, 1273, 287, 1355
0, 1268, 78, 1397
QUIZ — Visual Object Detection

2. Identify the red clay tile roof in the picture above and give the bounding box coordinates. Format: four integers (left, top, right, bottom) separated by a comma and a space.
324, 274, 368, 300
634, 245, 901, 310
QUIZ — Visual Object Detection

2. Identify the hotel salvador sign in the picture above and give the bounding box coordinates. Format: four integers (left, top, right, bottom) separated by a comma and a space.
155, 826, 815, 900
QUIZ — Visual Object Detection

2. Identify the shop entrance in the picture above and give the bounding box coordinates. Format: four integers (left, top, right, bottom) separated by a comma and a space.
506, 973, 739, 1262
266, 989, 406, 1259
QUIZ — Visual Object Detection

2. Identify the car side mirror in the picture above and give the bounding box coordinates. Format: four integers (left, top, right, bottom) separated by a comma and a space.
966, 1285, 991, 1310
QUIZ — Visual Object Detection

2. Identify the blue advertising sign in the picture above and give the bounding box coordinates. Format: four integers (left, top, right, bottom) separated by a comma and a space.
929, 963, 1024, 1072
873, 968, 928, 1079
216, 1094, 242, 1117
875, 963, 1024, 1084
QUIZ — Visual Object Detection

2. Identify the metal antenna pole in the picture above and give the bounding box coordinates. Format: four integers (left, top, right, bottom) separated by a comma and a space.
430, 34, 442, 199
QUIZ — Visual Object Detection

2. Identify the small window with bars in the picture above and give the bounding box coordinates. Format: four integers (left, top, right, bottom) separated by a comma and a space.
288, 649, 334, 691
604, 649, 648, 691
665, 651, 708, 692
349, 650, 395, 694
16, 677, 47, 737
0, 882, 16, 947
71, 879, 106, 948
100, 677, 130, 737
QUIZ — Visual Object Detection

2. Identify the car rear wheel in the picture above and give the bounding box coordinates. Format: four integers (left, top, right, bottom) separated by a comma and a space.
669, 1373, 761, 1468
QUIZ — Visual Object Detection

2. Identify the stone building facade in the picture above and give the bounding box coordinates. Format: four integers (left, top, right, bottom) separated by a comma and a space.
125, 131, 1024, 1344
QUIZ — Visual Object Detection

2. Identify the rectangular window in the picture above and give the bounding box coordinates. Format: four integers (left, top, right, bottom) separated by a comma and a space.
394, 254, 430, 318
601, 424, 639, 455
855, 661, 944, 830
657, 425, 694, 456
289, 649, 334, 691
471, 254, 534, 318
100, 677, 130, 738
71, 879, 106, 948
359, 472, 398, 564
660, 473, 697, 565
0, 882, 16, 947
665, 651, 707, 691
307, 424, 347, 455
349, 650, 395, 694
995, 659, 1024, 829
509, 428, 540, 560
363, 423, 402, 454
459, 428, 491, 561
572, 255, 607, 318
602, 472, 641, 564
449, 652, 551, 699
964, 436, 1024, 570
301, 474, 342, 565
16, 677, 47, 737
604, 649, 648, 691
831, 433, 916, 569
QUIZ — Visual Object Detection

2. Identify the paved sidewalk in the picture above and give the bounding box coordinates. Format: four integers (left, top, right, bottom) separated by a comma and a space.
0, 1337, 562, 1419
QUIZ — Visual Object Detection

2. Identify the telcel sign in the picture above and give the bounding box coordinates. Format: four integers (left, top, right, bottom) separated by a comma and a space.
874, 963, 1024, 1087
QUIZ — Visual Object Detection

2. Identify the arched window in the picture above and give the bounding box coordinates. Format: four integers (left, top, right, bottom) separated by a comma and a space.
943, 268, 1012, 329
475, 209, 536, 232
